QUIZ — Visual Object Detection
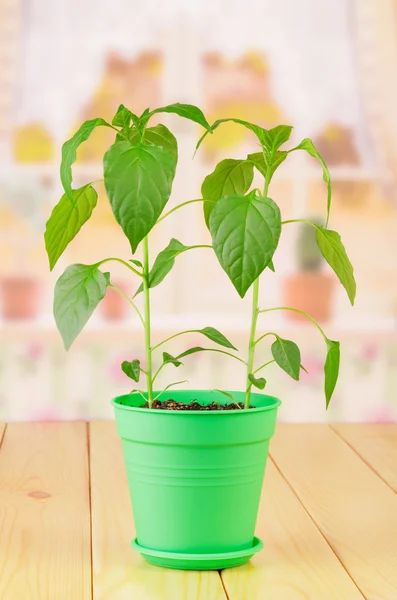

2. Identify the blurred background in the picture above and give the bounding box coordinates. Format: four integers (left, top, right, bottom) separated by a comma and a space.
0, 0, 396, 422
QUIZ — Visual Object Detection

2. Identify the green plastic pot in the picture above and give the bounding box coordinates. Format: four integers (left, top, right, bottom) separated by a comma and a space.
112, 389, 281, 570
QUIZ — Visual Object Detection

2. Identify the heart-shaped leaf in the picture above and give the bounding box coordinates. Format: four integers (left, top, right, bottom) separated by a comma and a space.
121, 359, 141, 382
248, 151, 288, 183
209, 192, 281, 297
196, 327, 237, 350
135, 238, 188, 295
149, 103, 211, 130
291, 138, 331, 225
315, 227, 356, 305
45, 184, 98, 270
261, 125, 293, 152
61, 118, 113, 201
271, 337, 301, 381
54, 264, 110, 350
104, 141, 177, 253
162, 352, 183, 367
131, 124, 178, 160
248, 374, 267, 390
201, 159, 254, 227
324, 339, 340, 408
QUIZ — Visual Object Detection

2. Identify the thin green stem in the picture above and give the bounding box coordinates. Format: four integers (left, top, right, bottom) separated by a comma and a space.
108, 284, 145, 327
98, 257, 143, 278
244, 164, 271, 409
258, 307, 327, 340
254, 331, 277, 346
254, 359, 276, 375
153, 348, 246, 384
152, 329, 197, 351
188, 244, 213, 250
282, 218, 317, 227
157, 199, 213, 225
142, 236, 154, 407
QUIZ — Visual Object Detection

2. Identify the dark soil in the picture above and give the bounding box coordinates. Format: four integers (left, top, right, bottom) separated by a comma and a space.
142, 399, 255, 411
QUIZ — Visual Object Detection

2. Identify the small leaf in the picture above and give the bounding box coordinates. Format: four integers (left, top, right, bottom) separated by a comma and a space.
155, 380, 188, 400
324, 339, 340, 408
149, 103, 211, 130
214, 389, 237, 403
291, 138, 331, 225
162, 352, 183, 367
271, 337, 301, 381
315, 227, 356, 305
247, 151, 287, 183
112, 104, 139, 129
130, 259, 143, 268
261, 125, 293, 152
197, 327, 237, 350
45, 184, 97, 270
104, 141, 177, 253
209, 192, 282, 297
121, 359, 141, 382
196, 118, 267, 152
54, 264, 109, 350
248, 374, 267, 390
135, 238, 188, 295
61, 118, 113, 201
177, 346, 206, 359
201, 159, 254, 227
130, 124, 178, 160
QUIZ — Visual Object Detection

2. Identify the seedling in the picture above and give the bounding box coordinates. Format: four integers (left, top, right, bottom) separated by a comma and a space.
198, 120, 356, 408
44, 103, 243, 407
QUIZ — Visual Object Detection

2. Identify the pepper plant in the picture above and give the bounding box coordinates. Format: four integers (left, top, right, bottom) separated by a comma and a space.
198, 120, 356, 409
44, 103, 244, 407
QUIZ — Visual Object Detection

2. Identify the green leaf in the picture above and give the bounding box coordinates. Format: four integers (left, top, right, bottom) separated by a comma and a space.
162, 352, 183, 367
129, 259, 143, 268
271, 337, 301, 381
196, 118, 267, 152
112, 104, 139, 129
268, 259, 275, 272
45, 184, 97, 270
213, 389, 237, 403
149, 103, 211, 130
248, 374, 267, 390
291, 138, 331, 225
61, 118, 113, 201
247, 151, 288, 183
209, 192, 282, 297
135, 238, 188, 295
196, 327, 237, 350
54, 264, 109, 350
324, 339, 340, 408
121, 359, 141, 382
103, 141, 177, 253
130, 124, 178, 161
315, 227, 356, 305
201, 159, 254, 227
177, 346, 206, 359
261, 125, 293, 153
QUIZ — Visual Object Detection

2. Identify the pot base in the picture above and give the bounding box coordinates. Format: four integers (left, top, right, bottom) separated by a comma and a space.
131, 536, 263, 570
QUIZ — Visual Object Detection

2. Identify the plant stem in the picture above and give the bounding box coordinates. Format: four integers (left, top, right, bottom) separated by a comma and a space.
254, 331, 277, 346
245, 277, 260, 408
98, 257, 143, 278
156, 199, 213, 225
254, 359, 276, 375
142, 236, 154, 407
244, 167, 271, 409
108, 284, 145, 326
258, 306, 327, 340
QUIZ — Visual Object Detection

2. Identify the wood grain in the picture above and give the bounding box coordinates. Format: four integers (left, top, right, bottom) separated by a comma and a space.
89, 421, 226, 600
221, 458, 364, 600
332, 424, 397, 492
0, 422, 91, 600
270, 424, 397, 600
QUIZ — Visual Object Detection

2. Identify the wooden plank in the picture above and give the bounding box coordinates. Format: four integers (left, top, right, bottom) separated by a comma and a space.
89, 421, 226, 600
270, 424, 397, 600
332, 424, 397, 492
222, 459, 364, 600
0, 422, 91, 600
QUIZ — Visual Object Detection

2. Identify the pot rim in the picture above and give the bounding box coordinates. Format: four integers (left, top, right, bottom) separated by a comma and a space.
112, 389, 281, 415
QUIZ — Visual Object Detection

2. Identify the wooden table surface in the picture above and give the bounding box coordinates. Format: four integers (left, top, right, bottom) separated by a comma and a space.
0, 422, 396, 600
